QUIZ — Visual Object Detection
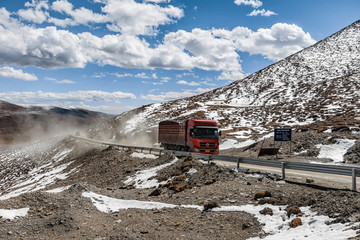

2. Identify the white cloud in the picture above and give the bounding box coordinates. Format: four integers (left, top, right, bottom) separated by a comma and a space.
234, 0, 262, 8
51, 0, 74, 15
234, 0, 277, 18
47, 0, 183, 36
0, 66, 38, 81
0, 6, 315, 80
152, 82, 163, 85
114, 73, 133, 78
143, 0, 171, 3
213, 23, 316, 61
135, 73, 150, 79
55, 79, 76, 84
50, 0, 108, 27
44, 77, 76, 84
176, 80, 200, 86
0, 8, 88, 68
18, 0, 49, 24
0, 90, 136, 105
102, 0, 183, 35
149, 28, 245, 79
141, 88, 212, 102
201, 81, 216, 86
70, 103, 135, 114
247, 9, 277, 17
45, 77, 56, 81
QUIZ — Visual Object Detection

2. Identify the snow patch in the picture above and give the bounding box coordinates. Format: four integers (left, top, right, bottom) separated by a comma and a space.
52, 148, 73, 162
316, 139, 356, 162
238, 205, 358, 240
123, 157, 178, 189
130, 152, 158, 159
187, 168, 198, 175
220, 139, 256, 150
82, 192, 181, 213
0, 161, 77, 200
45, 185, 71, 193
0, 208, 29, 220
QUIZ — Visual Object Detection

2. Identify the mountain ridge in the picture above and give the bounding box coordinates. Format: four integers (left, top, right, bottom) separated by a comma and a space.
88, 20, 360, 142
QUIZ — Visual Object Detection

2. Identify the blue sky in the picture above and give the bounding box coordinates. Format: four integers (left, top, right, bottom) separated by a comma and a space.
0, 0, 359, 114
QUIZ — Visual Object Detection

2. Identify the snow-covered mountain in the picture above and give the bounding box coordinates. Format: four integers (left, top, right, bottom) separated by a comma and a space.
89, 20, 360, 141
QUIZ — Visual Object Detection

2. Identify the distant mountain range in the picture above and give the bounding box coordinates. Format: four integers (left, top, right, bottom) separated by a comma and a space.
84, 20, 360, 141
0, 100, 112, 148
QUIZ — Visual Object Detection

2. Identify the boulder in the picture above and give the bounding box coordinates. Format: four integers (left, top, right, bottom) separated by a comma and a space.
203, 201, 220, 211
258, 198, 277, 205
259, 207, 273, 216
149, 188, 162, 196
290, 218, 302, 228
254, 191, 272, 200
287, 206, 301, 217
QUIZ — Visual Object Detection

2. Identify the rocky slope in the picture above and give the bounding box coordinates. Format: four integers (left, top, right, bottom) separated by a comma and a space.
0, 137, 359, 239
88, 20, 360, 142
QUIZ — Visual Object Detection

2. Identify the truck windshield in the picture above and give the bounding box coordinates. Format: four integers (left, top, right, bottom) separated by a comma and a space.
193, 127, 218, 139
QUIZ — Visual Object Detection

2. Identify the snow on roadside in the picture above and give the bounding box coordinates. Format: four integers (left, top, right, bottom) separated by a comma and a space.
130, 152, 158, 159
316, 139, 356, 162
220, 139, 256, 150
220, 132, 273, 150
82, 192, 358, 239
123, 157, 178, 189
0, 208, 29, 220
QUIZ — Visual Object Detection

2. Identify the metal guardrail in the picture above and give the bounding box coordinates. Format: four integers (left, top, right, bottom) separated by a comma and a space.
78, 137, 360, 191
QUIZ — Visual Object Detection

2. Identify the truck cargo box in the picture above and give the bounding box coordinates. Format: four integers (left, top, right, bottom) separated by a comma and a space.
158, 120, 186, 147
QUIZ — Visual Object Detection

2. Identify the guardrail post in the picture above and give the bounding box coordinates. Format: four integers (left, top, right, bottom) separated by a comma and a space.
281, 162, 286, 179
352, 168, 357, 192
159, 150, 162, 156
237, 158, 241, 169
208, 155, 212, 164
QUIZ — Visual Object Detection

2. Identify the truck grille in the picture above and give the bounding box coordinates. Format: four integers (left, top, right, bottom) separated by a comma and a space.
200, 142, 215, 147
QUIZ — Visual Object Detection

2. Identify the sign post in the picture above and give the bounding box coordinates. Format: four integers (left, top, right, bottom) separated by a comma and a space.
274, 128, 292, 155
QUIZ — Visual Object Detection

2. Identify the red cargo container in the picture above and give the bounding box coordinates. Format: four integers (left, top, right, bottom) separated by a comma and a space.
158, 119, 220, 154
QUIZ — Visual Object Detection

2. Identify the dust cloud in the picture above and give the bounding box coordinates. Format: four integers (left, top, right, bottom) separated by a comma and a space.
87, 129, 158, 149
0, 113, 102, 150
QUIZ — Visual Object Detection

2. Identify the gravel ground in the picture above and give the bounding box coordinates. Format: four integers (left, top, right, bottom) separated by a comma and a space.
0, 137, 359, 239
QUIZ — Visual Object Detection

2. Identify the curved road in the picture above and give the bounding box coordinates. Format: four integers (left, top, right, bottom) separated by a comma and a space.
74, 135, 359, 192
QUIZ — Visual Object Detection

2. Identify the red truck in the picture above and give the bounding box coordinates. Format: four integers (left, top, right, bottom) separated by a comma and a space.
158, 119, 220, 154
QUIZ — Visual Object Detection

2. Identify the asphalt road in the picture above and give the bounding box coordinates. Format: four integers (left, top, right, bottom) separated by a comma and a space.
214, 160, 359, 192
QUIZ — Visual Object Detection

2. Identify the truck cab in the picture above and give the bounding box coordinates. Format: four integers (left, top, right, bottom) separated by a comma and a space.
186, 119, 220, 154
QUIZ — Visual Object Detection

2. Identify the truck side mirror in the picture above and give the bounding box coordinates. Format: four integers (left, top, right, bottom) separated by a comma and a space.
219, 130, 222, 137
189, 129, 194, 137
